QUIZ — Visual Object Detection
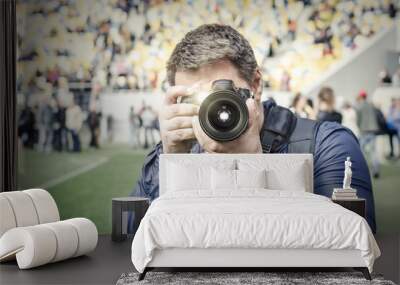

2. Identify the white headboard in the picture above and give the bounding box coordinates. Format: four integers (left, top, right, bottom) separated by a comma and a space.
159, 153, 313, 195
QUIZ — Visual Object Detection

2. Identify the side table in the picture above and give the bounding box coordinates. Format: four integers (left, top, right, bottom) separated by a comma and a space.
112, 197, 149, 242
332, 198, 366, 218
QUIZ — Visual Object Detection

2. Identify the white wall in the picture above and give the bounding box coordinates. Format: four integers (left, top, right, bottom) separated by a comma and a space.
306, 25, 397, 103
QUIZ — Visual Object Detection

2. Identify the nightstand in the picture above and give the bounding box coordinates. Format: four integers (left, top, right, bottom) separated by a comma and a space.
112, 197, 150, 242
332, 198, 366, 218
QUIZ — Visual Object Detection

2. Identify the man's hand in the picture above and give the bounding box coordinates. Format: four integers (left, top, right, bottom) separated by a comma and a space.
192, 98, 264, 153
159, 86, 199, 153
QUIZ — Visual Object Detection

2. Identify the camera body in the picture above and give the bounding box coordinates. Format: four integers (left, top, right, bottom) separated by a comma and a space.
182, 79, 251, 142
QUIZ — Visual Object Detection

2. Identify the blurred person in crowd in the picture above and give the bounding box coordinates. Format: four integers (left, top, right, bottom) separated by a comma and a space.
391, 68, 400, 87
46, 65, 61, 86
356, 90, 380, 178
373, 103, 393, 158
140, 105, 157, 149
37, 95, 54, 152
66, 100, 84, 152
379, 68, 392, 85
88, 106, 101, 149
314, 27, 334, 57
18, 102, 37, 149
388, 1, 398, 18
106, 115, 114, 143
288, 19, 297, 41
280, 71, 291, 91
290, 93, 316, 119
129, 107, 142, 149
387, 98, 400, 158
53, 99, 68, 152
317, 87, 342, 124
342, 102, 359, 137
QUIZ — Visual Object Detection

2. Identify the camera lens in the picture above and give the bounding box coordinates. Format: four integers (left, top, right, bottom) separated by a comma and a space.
209, 102, 238, 130
199, 90, 248, 141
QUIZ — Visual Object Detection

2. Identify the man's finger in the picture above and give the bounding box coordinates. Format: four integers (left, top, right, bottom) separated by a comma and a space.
163, 104, 199, 119
192, 116, 222, 153
164, 116, 193, 131
167, 128, 196, 142
164, 86, 190, 105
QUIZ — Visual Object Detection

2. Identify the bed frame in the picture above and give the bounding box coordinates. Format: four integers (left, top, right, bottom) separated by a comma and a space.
139, 248, 371, 280
139, 154, 371, 281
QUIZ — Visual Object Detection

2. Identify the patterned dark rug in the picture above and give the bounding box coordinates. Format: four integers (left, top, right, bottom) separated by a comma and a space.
116, 271, 396, 285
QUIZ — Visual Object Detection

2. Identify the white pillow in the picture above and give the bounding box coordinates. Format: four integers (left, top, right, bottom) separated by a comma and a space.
236, 169, 267, 189
266, 162, 307, 191
211, 168, 236, 190
167, 160, 235, 192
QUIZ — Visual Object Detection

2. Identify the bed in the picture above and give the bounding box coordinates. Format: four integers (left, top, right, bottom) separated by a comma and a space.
131, 154, 380, 281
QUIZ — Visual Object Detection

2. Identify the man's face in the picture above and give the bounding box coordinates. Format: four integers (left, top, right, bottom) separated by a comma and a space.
175, 60, 257, 96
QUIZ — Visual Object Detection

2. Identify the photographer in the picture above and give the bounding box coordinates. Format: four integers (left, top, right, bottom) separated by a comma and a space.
131, 24, 376, 233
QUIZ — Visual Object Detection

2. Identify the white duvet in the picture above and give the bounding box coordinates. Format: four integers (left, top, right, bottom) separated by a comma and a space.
131, 190, 380, 273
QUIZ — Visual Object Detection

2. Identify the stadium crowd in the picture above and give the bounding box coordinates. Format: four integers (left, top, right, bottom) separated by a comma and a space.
17, 0, 396, 96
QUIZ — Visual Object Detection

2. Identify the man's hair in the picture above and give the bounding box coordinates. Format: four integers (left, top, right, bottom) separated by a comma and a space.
167, 24, 258, 86
318, 86, 335, 105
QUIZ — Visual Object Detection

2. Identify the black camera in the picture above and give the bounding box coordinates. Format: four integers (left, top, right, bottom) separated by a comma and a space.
182, 79, 251, 142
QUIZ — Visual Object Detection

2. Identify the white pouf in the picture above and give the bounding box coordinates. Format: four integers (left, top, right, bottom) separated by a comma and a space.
0, 196, 17, 237
24, 189, 60, 224
0, 225, 57, 269
42, 221, 79, 262
1, 191, 39, 227
0, 218, 98, 269
0, 189, 98, 269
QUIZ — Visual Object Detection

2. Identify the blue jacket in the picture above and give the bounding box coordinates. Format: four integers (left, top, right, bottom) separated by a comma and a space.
132, 100, 376, 233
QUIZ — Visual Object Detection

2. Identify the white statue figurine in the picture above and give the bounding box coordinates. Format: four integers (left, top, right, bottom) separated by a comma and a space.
343, 157, 352, 189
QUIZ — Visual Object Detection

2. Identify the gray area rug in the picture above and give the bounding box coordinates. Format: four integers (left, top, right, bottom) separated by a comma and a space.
116, 272, 396, 285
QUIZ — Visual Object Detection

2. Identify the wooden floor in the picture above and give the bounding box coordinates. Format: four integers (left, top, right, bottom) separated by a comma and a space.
0, 234, 399, 285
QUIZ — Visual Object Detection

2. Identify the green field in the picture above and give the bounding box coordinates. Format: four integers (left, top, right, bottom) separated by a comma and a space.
19, 145, 147, 234
18, 146, 400, 234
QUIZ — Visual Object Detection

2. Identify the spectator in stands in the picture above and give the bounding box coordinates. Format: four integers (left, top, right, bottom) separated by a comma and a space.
314, 27, 334, 57
388, 1, 398, 18
316, 87, 342, 124
18, 102, 37, 149
106, 115, 114, 143
37, 95, 54, 152
374, 103, 393, 159
129, 107, 141, 149
288, 19, 297, 41
392, 68, 400, 87
290, 93, 316, 119
379, 68, 392, 85
356, 90, 380, 178
387, 98, 400, 158
88, 106, 101, 149
280, 71, 291, 91
53, 99, 68, 152
342, 102, 359, 137
66, 100, 84, 152
141, 105, 157, 149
